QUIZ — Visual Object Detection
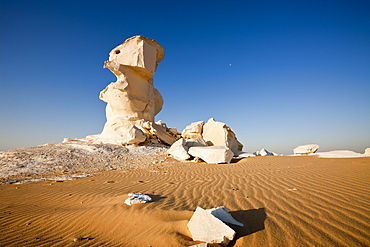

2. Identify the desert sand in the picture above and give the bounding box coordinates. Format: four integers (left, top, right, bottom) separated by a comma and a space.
1, 153, 369, 247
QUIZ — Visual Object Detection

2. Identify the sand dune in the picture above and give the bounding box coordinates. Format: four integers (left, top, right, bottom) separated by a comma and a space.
1, 156, 369, 246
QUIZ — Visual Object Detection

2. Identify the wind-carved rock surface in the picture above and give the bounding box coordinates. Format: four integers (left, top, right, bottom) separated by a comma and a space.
87, 35, 176, 146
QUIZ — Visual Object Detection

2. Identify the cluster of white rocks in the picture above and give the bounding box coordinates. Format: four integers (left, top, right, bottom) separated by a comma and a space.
167, 118, 243, 164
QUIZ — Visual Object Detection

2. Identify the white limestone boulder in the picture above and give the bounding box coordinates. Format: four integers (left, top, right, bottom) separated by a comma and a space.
202, 118, 243, 156
205, 206, 244, 227
364, 148, 370, 156
182, 121, 204, 139
167, 138, 190, 161
294, 144, 319, 155
188, 207, 236, 246
188, 146, 234, 164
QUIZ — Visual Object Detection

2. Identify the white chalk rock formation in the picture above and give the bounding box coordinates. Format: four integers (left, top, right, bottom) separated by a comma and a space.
182, 121, 205, 139
188, 146, 234, 164
202, 118, 243, 156
188, 207, 236, 246
86, 35, 177, 145
167, 138, 190, 161
254, 148, 276, 156
364, 148, 370, 156
294, 144, 319, 155
205, 206, 244, 227
124, 193, 152, 205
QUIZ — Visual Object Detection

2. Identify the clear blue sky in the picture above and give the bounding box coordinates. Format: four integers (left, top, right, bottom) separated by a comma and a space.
1, 0, 369, 154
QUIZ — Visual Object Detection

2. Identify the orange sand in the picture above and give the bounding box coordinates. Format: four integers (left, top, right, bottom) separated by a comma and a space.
1, 156, 369, 246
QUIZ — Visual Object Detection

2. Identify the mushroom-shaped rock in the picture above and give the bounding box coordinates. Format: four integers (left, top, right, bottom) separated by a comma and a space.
293, 144, 319, 155
188, 207, 236, 246
188, 146, 234, 164
87, 35, 167, 145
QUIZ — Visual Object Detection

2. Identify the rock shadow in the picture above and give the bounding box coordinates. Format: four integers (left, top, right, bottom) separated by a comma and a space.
228, 208, 267, 245
147, 194, 167, 202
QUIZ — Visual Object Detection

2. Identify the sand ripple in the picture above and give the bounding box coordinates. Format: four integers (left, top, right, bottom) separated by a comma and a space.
0, 156, 369, 246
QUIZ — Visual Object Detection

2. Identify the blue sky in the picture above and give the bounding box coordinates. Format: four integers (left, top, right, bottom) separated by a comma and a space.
1, 0, 369, 154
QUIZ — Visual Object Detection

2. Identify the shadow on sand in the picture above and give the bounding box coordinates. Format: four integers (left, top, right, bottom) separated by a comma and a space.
147, 194, 167, 202
228, 208, 267, 245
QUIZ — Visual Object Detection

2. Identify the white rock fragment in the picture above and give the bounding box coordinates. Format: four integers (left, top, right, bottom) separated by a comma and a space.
124, 193, 152, 205
254, 148, 275, 156
293, 144, 319, 155
188, 207, 236, 246
238, 152, 256, 158
205, 206, 244, 227
150, 122, 176, 145
287, 188, 298, 191
364, 148, 370, 156
167, 138, 190, 161
189, 146, 234, 164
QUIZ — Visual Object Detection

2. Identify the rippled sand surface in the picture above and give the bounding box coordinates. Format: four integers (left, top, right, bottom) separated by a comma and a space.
1, 156, 369, 246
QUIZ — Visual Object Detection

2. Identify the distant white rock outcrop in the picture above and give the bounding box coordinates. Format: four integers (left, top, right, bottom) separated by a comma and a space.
253, 148, 277, 156
293, 144, 319, 155
317, 150, 369, 158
